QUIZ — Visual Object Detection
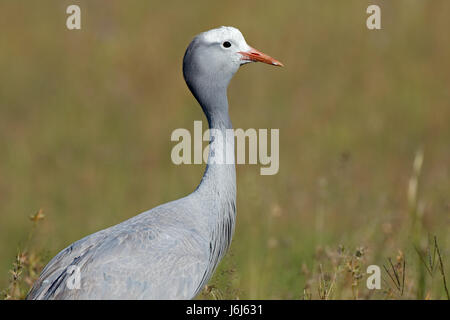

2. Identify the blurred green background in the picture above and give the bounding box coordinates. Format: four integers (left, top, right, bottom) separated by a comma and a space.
0, 0, 449, 299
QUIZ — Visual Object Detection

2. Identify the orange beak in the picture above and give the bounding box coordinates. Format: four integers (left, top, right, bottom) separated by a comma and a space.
239, 47, 284, 67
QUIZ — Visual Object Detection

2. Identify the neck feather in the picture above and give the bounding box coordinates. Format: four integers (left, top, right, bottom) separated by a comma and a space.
193, 84, 236, 196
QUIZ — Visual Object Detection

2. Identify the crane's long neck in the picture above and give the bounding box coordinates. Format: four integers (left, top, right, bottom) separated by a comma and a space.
194, 83, 236, 204
190, 81, 237, 266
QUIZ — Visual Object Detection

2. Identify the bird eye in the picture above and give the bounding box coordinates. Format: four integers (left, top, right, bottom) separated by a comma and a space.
222, 41, 231, 48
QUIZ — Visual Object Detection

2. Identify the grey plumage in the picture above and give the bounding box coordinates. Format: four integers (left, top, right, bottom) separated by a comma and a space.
27, 26, 281, 300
